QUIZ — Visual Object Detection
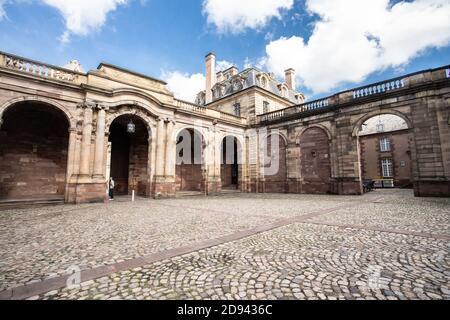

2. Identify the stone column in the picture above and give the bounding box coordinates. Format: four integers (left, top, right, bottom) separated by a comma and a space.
155, 118, 166, 177
164, 119, 175, 177
93, 106, 106, 178
79, 103, 94, 176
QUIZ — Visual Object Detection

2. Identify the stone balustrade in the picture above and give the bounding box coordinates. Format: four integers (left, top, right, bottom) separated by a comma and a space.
175, 99, 207, 114
259, 97, 330, 123
175, 99, 247, 125
0, 51, 86, 84
352, 78, 405, 99
259, 109, 285, 123
258, 65, 450, 124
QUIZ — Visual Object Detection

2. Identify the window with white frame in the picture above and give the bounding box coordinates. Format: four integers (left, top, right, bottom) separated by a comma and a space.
379, 138, 391, 152
381, 158, 393, 177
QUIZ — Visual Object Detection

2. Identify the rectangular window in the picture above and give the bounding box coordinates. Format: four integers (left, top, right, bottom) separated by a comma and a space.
233, 103, 241, 117
381, 158, 393, 177
263, 101, 270, 114
379, 138, 391, 152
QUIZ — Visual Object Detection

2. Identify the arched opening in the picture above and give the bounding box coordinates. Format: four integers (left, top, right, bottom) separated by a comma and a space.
108, 115, 150, 196
221, 136, 242, 191
264, 134, 287, 193
0, 102, 69, 201
299, 127, 332, 194
175, 128, 204, 192
357, 113, 412, 189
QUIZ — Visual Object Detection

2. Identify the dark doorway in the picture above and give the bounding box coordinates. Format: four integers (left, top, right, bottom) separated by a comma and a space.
109, 115, 149, 196
0, 102, 69, 200
221, 136, 239, 189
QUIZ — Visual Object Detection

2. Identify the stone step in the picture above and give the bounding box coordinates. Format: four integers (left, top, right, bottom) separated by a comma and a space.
0, 197, 65, 210
175, 191, 206, 198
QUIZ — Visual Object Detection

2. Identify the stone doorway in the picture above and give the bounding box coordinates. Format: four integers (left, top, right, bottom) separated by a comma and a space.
0, 102, 69, 201
109, 115, 150, 196
221, 136, 241, 190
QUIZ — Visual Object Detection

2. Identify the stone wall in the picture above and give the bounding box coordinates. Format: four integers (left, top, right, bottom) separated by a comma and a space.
0, 51, 448, 203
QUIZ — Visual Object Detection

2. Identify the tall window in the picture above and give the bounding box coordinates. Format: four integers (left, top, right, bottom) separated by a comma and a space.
233, 103, 241, 117
381, 158, 393, 177
380, 138, 391, 152
263, 101, 270, 114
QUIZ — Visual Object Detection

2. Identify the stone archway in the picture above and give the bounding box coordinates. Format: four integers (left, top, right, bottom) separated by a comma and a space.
0, 101, 70, 200
356, 113, 413, 189
299, 127, 332, 194
108, 114, 150, 196
175, 128, 205, 192
220, 136, 243, 191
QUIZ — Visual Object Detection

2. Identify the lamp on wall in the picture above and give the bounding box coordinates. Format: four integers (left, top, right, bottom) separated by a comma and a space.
127, 119, 135, 134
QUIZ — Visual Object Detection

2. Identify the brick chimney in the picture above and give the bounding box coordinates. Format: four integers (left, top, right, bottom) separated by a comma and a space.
284, 68, 296, 90
205, 52, 216, 104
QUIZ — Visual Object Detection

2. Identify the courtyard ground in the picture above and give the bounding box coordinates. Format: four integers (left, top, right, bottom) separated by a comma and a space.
0, 189, 448, 300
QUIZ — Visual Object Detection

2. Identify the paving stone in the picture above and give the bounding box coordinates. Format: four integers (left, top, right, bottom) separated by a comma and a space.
0, 190, 448, 301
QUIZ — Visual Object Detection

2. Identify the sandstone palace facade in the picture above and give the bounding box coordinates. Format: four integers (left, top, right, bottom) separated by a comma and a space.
0, 51, 449, 204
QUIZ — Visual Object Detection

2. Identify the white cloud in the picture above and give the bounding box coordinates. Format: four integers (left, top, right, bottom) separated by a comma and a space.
216, 60, 234, 72
203, 0, 294, 34
0, 0, 129, 41
42, 0, 128, 42
163, 71, 206, 103
264, 0, 450, 94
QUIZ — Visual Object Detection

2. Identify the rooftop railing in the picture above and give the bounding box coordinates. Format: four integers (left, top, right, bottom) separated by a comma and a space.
352, 78, 405, 99
258, 97, 331, 123
175, 99, 247, 125
0, 51, 86, 84
258, 65, 450, 124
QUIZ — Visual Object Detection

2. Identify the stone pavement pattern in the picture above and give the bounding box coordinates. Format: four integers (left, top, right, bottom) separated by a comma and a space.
0, 190, 449, 300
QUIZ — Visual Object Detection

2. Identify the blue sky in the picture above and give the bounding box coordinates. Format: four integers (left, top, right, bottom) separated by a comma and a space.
0, 0, 449, 102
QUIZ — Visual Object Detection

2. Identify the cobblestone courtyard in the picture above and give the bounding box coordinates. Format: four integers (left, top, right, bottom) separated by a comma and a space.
0, 189, 449, 300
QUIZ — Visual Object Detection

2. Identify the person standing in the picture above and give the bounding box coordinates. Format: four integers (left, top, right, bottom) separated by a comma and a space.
108, 177, 115, 200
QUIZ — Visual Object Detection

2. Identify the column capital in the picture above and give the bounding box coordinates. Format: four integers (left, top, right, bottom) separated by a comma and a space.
164, 118, 176, 125
96, 104, 109, 111
77, 101, 96, 110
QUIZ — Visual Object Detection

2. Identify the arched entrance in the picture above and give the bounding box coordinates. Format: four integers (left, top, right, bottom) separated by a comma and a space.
0, 102, 69, 200
356, 113, 413, 189
221, 136, 242, 190
263, 134, 287, 193
299, 127, 332, 194
108, 115, 150, 196
175, 128, 205, 192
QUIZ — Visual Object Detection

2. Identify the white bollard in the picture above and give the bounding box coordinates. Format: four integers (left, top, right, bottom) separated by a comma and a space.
132, 190, 135, 202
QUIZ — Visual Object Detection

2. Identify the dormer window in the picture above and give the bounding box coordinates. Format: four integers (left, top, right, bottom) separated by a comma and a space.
261, 77, 267, 88
232, 79, 243, 91
278, 84, 288, 97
